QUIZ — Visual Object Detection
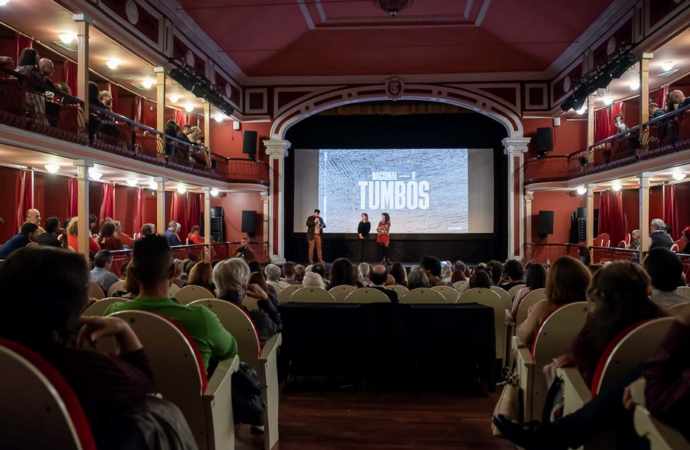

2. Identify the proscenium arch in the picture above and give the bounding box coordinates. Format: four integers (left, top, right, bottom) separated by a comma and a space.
270, 84, 524, 141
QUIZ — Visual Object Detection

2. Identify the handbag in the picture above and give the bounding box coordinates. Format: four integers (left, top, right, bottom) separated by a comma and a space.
491, 368, 520, 437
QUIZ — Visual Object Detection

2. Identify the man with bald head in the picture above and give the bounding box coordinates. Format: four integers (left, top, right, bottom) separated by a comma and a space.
368, 264, 399, 303
24, 209, 45, 235
38, 58, 55, 87
668, 90, 690, 112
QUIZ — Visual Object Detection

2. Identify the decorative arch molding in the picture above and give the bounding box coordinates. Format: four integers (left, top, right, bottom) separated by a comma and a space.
269, 83, 525, 140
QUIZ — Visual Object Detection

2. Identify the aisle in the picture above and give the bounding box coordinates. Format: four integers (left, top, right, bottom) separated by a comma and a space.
236, 384, 514, 449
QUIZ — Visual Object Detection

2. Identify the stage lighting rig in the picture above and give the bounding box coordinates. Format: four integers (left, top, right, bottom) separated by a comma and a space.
168, 59, 235, 116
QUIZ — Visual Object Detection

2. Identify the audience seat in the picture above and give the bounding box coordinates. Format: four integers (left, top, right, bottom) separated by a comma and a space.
329, 285, 358, 302
88, 281, 105, 300
268, 282, 283, 293
671, 243, 680, 252
669, 302, 689, 314
677, 286, 690, 298
400, 288, 446, 304
289, 288, 335, 303
240, 295, 260, 311
0, 338, 97, 450
344, 288, 390, 304
170, 283, 181, 297
176, 285, 216, 305
516, 302, 589, 422
490, 286, 512, 310
277, 281, 292, 289
110, 310, 240, 450
457, 288, 507, 362
431, 285, 460, 303
107, 280, 126, 297
277, 285, 301, 302
386, 285, 409, 296
189, 300, 282, 450
82, 298, 129, 317
453, 280, 469, 293
557, 318, 675, 450
631, 380, 690, 450
507, 284, 526, 299
514, 288, 547, 326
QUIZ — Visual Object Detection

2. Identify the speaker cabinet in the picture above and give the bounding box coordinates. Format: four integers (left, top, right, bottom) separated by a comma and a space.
535, 127, 553, 154
242, 210, 256, 238
201, 207, 225, 242
538, 211, 554, 239
242, 131, 258, 160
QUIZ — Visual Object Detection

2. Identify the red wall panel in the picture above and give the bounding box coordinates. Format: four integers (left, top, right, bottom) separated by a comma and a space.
531, 191, 584, 243
523, 118, 587, 157
0, 166, 19, 244
210, 121, 272, 162
34, 172, 69, 224
201, 192, 264, 242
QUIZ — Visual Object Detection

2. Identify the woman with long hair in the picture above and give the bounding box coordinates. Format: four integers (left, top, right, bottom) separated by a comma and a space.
98, 221, 124, 250
389, 262, 408, 287
329, 258, 361, 289
357, 213, 371, 262
376, 212, 391, 265
187, 260, 215, 293
469, 269, 493, 289
187, 225, 203, 245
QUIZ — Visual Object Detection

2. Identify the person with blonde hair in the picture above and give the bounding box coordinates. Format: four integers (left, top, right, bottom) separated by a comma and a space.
302, 271, 325, 289
66, 217, 101, 253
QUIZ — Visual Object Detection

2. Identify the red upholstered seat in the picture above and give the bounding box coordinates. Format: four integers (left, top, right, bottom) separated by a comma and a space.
0, 338, 97, 450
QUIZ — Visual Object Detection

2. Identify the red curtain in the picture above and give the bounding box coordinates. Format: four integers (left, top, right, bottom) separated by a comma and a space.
664, 185, 680, 240
14, 170, 33, 232
14, 34, 33, 70
107, 83, 120, 114
657, 86, 669, 110
598, 190, 626, 244
594, 108, 610, 143
99, 184, 115, 223
174, 110, 187, 128
67, 178, 78, 218
134, 96, 143, 124
610, 102, 625, 133
170, 192, 188, 242
187, 193, 201, 238
132, 188, 144, 236
63, 61, 78, 98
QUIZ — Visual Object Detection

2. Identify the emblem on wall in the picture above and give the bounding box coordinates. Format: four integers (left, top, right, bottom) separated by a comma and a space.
385, 77, 405, 100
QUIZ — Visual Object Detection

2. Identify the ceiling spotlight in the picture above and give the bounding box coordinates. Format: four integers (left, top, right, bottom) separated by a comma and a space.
210, 188, 219, 197
213, 114, 225, 123
577, 187, 587, 195
149, 180, 157, 190
89, 169, 103, 180
673, 173, 686, 181
58, 33, 75, 44
184, 104, 194, 112
629, 81, 640, 90
141, 78, 153, 89
576, 105, 587, 115
603, 96, 613, 106
0, 0, 10, 6
126, 179, 138, 187
44, 164, 60, 173
169, 95, 180, 103
105, 59, 119, 70
661, 61, 675, 72
612, 183, 623, 191
177, 185, 187, 194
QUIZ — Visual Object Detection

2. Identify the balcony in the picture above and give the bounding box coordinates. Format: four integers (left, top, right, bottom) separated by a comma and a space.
524, 104, 690, 185
0, 67, 269, 186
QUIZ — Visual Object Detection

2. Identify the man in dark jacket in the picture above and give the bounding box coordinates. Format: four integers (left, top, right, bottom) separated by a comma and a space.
650, 218, 674, 250
34, 216, 61, 248
368, 265, 398, 303
306, 209, 326, 264
0, 223, 38, 259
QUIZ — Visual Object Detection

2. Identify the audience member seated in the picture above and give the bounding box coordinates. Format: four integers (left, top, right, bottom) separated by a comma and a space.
38, 58, 55, 88
649, 102, 666, 119
367, 265, 399, 303
111, 264, 140, 299
34, 216, 62, 248
0, 223, 38, 259
98, 221, 124, 251
500, 260, 524, 291
451, 261, 468, 283
24, 208, 45, 234
282, 262, 299, 284
105, 235, 238, 370
328, 258, 362, 289
141, 223, 155, 237
517, 256, 590, 346
407, 269, 430, 290
187, 225, 203, 245
0, 247, 160, 448
667, 89, 690, 111
66, 217, 101, 253
512, 263, 547, 318
15, 48, 44, 82
177, 124, 191, 142
557, 262, 665, 386
164, 221, 182, 247
214, 259, 282, 346
631, 229, 641, 250
644, 248, 689, 310
294, 264, 306, 283
650, 218, 674, 250
680, 226, 690, 254
358, 263, 371, 286
487, 260, 504, 286
389, 262, 408, 287
171, 259, 186, 288
98, 90, 112, 110
442, 265, 453, 284
264, 263, 282, 287
187, 260, 215, 293
614, 113, 629, 133
469, 268, 493, 289
302, 271, 325, 289
311, 263, 328, 284
234, 236, 255, 261
90, 250, 120, 293
248, 271, 278, 301
419, 256, 450, 287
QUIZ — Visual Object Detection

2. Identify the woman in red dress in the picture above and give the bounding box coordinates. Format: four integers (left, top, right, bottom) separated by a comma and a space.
188, 225, 204, 245
376, 212, 391, 265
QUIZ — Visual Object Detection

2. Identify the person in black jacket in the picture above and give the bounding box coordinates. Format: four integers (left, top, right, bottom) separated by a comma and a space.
358, 213, 371, 262
650, 218, 674, 250
306, 209, 326, 264
213, 258, 282, 346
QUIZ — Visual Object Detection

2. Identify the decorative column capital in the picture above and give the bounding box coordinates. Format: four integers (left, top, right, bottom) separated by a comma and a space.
72, 14, 94, 24
502, 137, 531, 155
525, 191, 534, 202
264, 139, 291, 158
73, 159, 94, 168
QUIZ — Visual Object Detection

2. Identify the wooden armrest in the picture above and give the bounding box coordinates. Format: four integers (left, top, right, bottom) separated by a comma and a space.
203, 355, 240, 450
516, 347, 533, 368
557, 367, 591, 415
630, 378, 646, 407
260, 333, 282, 364
635, 405, 690, 450
205, 355, 240, 398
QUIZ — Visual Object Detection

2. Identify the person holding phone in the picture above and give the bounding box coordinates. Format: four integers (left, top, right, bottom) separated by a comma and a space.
358, 213, 371, 262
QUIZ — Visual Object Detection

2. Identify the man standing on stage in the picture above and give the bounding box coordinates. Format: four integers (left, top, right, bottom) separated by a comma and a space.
306, 209, 326, 264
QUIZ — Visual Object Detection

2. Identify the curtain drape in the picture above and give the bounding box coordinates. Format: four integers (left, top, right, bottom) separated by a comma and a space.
174, 110, 187, 128
67, 178, 78, 219
99, 184, 115, 223
14, 34, 33, 69
132, 188, 144, 236
63, 61, 78, 98
170, 192, 188, 242
134, 96, 143, 124
15, 169, 33, 232
187, 193, 201, 241
598, 190, 626, 245
594, 108, 610, 143
107, 83, 120, 114
664, 185, 680, 240
657, 86, 669, 110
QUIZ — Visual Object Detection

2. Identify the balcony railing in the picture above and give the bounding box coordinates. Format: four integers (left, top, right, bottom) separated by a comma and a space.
0, 67, 269, 186
524, 104, 690, 185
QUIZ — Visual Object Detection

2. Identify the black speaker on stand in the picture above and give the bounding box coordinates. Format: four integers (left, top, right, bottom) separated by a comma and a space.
535, 128, 553, 155
538, 211, 554, 240
201, 206, 225, 242
243, 131, 258, 160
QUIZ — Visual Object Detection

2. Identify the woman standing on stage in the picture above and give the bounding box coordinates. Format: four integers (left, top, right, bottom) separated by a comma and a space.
377, 212, 391, 265
357, 213, 371, 263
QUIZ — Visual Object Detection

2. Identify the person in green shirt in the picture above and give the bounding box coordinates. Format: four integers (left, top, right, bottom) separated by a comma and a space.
106, 234, 237, 371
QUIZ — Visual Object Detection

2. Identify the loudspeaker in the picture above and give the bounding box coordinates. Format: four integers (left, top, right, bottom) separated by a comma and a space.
576, 207, 587, 219
242, 131, 257, 159
202, 207, 225, 242
538, 211, 554, 239
535, 127, 553, 154
241, 210, 256, 237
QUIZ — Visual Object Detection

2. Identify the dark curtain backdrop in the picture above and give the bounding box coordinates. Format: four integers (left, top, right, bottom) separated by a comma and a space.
99, 183, 115, 223
67, 178, 78, 218
133, 188, 144, 236
15, 169, 33, 232
284, 112, 508, 264
664, 185, 679, 240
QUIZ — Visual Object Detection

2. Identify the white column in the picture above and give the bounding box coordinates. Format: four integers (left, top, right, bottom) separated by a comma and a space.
525, 191, 534, 245
73, 15, 92, 123
586, 95, 594, 147
154, 67, 166, 135
586, 184, 595, 247
264, 139, 290, 263
203, 187, 211, 245
73, 159, 93, 259
639, 172, 652, 252
502, 137, 531, 259
155, 177, 166, 235
639, 54, 653, 148
261, 193, 269, 246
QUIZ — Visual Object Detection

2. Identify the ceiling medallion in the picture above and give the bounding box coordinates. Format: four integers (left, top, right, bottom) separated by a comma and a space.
373, 0, 414, 16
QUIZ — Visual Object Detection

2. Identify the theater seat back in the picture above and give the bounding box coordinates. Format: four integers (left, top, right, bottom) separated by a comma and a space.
289, 287, 335, 303
431, 285, 459, 303
278, 285, 301, 301
344, 288, 390, 304
400, 288, 446, 304
457, 288, 507, 360
0, 338, 96, 450
591, 318, 675, 397
176, 285, 215, 304
329, 285, 357, 302
515, 288, 546, 325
